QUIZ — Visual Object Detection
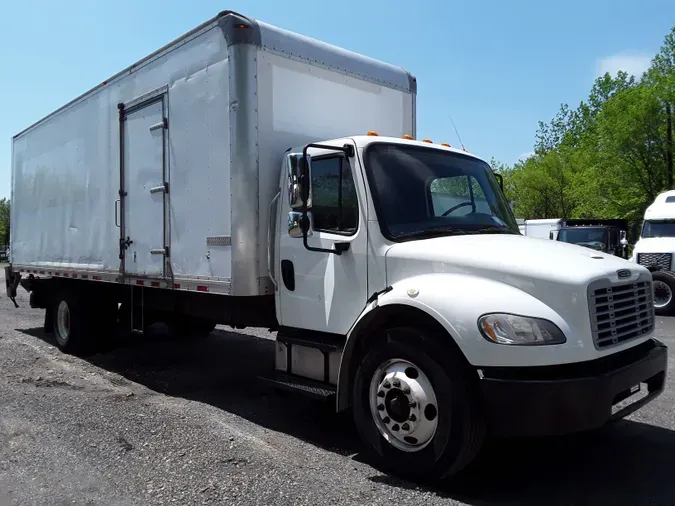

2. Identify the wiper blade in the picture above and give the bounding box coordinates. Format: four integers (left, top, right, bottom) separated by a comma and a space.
393, 227, 469, 240
472, 225, 518, 234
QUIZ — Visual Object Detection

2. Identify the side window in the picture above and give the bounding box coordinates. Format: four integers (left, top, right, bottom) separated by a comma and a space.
311, 157, 358, 235
430, 175, 489, 216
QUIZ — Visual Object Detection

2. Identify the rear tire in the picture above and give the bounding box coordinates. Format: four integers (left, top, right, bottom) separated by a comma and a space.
352, 326, 485, 483
52, 290, 95, 356
652, 271, 675, 316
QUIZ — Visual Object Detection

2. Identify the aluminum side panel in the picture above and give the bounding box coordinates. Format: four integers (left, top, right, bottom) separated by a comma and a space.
255, 49, 415, 281
11, 26, 231, 279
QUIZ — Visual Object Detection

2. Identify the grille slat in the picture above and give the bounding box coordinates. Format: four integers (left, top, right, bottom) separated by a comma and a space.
637, 253, 672, 270
588, 277, 655, 349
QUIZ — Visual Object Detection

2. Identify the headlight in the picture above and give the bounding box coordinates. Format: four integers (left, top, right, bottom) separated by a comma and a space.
478, 313, 566, 346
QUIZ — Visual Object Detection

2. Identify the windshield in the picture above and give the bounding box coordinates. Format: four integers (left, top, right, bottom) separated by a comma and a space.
642, 220, 675, 238
558, 228, 608, 251
363, 143, 519, 241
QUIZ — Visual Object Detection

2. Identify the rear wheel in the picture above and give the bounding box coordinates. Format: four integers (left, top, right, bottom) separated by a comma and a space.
652, 271, 675, 316
52, 291, 94, 355
352, 326, 485, 482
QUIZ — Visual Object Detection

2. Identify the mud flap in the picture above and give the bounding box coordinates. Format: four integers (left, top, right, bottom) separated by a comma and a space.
5, 266, 20, 308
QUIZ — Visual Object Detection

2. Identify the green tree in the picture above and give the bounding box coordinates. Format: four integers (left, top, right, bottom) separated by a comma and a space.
0, 198, 9, 246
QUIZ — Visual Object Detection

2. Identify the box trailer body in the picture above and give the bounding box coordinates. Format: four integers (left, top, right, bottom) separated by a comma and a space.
10, 11, 415, 297
520, 218, 562, 239
6, 11, 667, 484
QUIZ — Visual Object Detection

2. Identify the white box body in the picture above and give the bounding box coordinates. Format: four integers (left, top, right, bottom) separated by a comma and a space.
10, 11, 416, 296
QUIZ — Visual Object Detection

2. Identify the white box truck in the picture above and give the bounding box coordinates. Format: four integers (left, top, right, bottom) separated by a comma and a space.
5, 10, 667, 482
630, 190, 675, 315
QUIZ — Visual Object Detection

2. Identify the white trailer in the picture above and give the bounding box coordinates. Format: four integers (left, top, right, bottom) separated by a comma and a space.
6, 11, 668, 483
520, 218, 563, 239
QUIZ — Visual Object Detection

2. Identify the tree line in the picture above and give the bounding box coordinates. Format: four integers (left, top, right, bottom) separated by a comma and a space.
0, 198, 9, 247
495, 26, 675, 238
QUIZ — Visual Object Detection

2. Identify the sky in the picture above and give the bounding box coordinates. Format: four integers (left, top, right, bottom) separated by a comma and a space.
1, 0, 674, 200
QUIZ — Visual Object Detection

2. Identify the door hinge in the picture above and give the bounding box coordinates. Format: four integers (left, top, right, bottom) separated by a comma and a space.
150, 246, 170, 256
149, 117, 168, 132
150, 182, 169, 194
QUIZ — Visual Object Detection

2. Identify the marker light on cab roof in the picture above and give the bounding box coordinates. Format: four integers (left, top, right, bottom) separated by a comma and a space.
366, 130, 379, 136
422, 138, 433, 143
402, 134, 413, 140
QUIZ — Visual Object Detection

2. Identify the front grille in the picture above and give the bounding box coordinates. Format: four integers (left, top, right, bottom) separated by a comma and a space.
588, 278, 654, 349
637, 252, 672, 270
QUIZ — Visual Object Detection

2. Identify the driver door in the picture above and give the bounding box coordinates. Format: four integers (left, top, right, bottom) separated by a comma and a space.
276, 145, 368, 336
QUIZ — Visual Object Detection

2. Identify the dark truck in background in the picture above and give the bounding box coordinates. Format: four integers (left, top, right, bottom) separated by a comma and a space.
551, 219, 629, 258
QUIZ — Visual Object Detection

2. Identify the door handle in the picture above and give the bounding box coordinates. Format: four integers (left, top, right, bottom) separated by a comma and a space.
115, 199, 120, 227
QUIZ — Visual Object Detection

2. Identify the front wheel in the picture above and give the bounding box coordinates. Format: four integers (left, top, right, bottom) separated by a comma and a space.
352, 327, 485, 482
652, 271, 675, 316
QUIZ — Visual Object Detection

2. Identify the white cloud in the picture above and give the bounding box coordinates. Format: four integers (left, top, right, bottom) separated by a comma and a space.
518, 151, 535, 162
596, 52, 651, 79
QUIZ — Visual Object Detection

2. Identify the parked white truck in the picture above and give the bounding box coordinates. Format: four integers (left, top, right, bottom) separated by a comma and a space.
630, 190, 675, 315
5, 10, 667, 482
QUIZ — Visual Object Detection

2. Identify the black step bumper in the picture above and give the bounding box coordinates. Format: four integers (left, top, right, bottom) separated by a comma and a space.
479, 338, 667, 438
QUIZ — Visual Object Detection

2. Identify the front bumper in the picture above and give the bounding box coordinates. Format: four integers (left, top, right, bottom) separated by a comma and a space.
479, 338, 667, 438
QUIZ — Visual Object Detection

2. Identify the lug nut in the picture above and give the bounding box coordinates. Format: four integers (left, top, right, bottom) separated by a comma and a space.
377, 390, 385, 398
391, 424, 400, 432
377, 404, 384, 411
401, 423, 410, 431
383, 381, 391, 389
409, 401, 417, 408
403, 386, 411, 394
392, 379, 401, 387
409, 414, 417, 421
383, 417, 390, 424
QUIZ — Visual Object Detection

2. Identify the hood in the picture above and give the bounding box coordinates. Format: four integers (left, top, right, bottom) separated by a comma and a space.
385, 234, 640, 288
632, 237, 675, 255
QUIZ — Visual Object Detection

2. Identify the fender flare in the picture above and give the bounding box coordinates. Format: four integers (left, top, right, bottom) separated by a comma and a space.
335, 283, 463, 412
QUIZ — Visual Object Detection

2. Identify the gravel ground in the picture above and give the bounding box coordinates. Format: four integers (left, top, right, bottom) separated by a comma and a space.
2, 269, 675, 505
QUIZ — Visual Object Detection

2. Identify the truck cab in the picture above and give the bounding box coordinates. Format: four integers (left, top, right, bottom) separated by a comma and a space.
269, 133, 667, 481
630, 190, 675, 315
555, 219, 629, 258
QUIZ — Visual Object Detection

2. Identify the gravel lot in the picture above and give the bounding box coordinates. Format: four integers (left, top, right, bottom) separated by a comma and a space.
1, 269, 675, 505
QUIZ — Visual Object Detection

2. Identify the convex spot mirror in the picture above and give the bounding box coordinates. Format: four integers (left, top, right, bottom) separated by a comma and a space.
287, 152, 313, 210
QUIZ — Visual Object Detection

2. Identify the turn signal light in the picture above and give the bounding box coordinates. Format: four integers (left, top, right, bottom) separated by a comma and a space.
367, 130, 379, 136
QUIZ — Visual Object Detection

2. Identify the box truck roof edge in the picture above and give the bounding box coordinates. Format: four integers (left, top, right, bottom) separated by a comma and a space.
13, 10, 417, 142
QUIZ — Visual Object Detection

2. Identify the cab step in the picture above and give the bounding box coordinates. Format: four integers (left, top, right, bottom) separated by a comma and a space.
259, 372, 336, 401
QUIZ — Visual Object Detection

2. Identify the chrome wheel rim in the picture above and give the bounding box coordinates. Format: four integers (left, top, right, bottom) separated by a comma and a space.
56, 300, 71, 342
653, 280, 672, 309
369, 358, 439, 453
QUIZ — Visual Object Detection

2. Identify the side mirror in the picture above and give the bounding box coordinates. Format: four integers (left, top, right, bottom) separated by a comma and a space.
494, 172, 504, 191
620, 230, 628, 246
299, 155, 312, 206
287, 153, 312, 209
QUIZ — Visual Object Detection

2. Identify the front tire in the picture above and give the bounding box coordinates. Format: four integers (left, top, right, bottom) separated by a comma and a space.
352, 327, 485, 482
652, 271, 675, 316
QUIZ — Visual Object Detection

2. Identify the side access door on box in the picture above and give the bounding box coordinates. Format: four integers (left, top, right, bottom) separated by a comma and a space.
117, 88, 170, 279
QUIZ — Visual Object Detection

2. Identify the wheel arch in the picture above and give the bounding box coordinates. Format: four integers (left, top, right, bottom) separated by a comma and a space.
336, 302, 469, 412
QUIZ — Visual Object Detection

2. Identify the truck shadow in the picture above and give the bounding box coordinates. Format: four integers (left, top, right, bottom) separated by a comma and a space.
18, 325, 675, 505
